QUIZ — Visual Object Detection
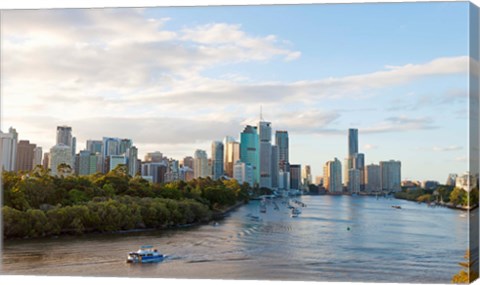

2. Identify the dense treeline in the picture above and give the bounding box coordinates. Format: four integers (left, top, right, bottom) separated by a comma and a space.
2, 165, 250, 239
394, 185, 479, 207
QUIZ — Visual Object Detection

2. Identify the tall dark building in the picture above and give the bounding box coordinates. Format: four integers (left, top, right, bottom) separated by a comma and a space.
290, 164, 301, 190
348, 128, 358, 157
275, 131, 289, 172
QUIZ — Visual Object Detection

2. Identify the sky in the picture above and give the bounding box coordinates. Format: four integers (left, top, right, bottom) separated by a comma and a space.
0, 2, 472, 182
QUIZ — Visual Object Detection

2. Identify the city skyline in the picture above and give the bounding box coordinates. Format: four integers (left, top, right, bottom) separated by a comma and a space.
1, 3, 470, 181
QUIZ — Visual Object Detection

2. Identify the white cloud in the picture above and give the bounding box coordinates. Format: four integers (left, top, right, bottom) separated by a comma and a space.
432, 145, 463, 152
364, 144, 378, 150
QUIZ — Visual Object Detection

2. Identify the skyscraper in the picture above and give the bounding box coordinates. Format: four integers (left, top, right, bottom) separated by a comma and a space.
183, 156, 194, 169
271, 145, 279, 189
119, 139, 133, 155
290, 164, 301, 190
16, 140, 36, 172
348, 168, 361, 194
211, 141, 224, 180
86, 140, 103, 154
49, 144, 73, 176
102, 137, 120, 158
193, 149, 209, 178
353, 153, 365, 190
145, 151, 163, 163
324, 158, 342, 193
348, 128, 358, 157
76, 150, 100, 175
223, 136, 240, 177
380, 160, 402, 192
275, 131, 289, 172
240, 125, 260, 185
233, 160, 254, 186
56, 126, 73, 146
0, 127, 18, 171
302, 165, 312, 188
127, 146, 139, 177
33, 146, 43, 167
258, 121, 272, 188
365, 163, 382, 193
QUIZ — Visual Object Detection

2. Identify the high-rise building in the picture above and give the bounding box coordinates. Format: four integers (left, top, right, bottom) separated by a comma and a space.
348, 128, 358, 157
324, 158, 342, 193
86, 140, 103, 154
33, 146, 43, 167
290, 164, 301, 190
183, 156, 194, 169
275, 131, 289, 172
233, 160, 254, 186
141, 162, 167, 184
0, 127, 18, 171
223, 136, 240, 177
16, 140, 36, 172
348, 168, 361, 194
446, 173, 458, 186
76, 150, 100, 175
109, 155, 127, 171
127, 146, 139, 177
353, 153, 365, 190
49, 144, 73, 176
258, 121, 272, 189
365, 164, 382, 193
278, 169, 291, 190
43, 153, 50, 170
71, 137, 76, 156
145, 151, 163, 163
271, 145, 279, 189
302, 165, 312, 188
165, 159, 180, 182
193, 149, 209, 178
211, 141, 224, 180
240, 125, 260, 184
380, 160, 401, 192
102, 137, 120, 158
56, 126, 73, 146
119, 139, 133, 155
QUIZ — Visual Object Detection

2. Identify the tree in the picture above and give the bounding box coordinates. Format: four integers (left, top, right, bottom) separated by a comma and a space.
57, 163, 73, 177
452, 249, 479, 283
450, 187, 466, 206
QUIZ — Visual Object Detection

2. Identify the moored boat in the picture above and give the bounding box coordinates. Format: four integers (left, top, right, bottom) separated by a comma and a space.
126, 245, 164, 264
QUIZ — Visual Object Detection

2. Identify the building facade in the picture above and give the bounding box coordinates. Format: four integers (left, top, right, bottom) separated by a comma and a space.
211, 141, 224, 180
0, 127, 18, 171
16, 140, 36, 172
380, 160, 402, 192
240, 125, 260, 185
324, 158, 342, 193
49, 144, 73, 176
193, 149, 209, 178
365, 163, 381, 193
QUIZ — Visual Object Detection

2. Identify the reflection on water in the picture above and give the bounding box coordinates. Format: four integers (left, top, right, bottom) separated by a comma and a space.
1, 196, 468, 283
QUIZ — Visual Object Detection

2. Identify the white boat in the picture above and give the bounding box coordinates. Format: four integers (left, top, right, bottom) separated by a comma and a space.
126, 245, 165, 264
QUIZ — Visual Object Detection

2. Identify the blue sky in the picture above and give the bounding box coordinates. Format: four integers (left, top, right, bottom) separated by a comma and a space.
1, 2, 471, 182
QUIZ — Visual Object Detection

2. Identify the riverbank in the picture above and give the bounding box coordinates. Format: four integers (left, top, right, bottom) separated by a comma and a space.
4, 200, 249, 242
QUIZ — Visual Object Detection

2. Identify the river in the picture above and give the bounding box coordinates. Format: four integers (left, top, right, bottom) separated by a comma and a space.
0, 195, 470, 283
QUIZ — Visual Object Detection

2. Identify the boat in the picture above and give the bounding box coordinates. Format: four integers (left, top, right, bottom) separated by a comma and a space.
290, 207, 301, 217
126, 245, 165, 263
391, 205, 402, 209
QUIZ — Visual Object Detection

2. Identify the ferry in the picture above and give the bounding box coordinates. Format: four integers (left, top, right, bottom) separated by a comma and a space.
126, 245, 165, 264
